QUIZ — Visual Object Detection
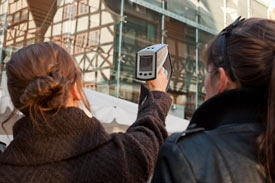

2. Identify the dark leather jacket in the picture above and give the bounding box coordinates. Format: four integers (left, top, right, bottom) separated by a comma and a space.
152, 88, 267, 183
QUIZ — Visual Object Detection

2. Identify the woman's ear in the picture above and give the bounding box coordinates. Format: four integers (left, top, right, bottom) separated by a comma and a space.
217, 67, 237, 93
70, 83, 81, 101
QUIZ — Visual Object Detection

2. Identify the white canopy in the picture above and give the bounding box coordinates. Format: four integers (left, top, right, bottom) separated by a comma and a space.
0, 86, 189, 145
84, 88, 189, 133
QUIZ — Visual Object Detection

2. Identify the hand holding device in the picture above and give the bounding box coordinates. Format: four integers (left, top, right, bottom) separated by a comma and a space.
146, 67, 168, 92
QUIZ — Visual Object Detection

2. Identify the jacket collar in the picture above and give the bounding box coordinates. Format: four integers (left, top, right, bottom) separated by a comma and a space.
190, 88, 267, 130
0, 107, 111, 166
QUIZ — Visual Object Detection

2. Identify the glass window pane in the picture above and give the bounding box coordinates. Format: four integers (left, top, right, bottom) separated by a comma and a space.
142, 0, 162, 7
167, 0, 197, 22
251, 0, 268, 18
112, 1, 161, 101
227, 0, 248, 24
199, 0, 224, 32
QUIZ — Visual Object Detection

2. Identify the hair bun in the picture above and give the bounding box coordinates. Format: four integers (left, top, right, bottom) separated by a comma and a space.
20, 73, 70, 110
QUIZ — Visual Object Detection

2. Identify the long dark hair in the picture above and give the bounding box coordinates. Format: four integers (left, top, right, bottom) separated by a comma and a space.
2, 42, 90, 129
205, 18, 275, 181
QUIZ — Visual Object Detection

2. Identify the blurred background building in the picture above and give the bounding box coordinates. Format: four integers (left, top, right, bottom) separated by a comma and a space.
269, 0, 275, 19
0, 0, 271, 120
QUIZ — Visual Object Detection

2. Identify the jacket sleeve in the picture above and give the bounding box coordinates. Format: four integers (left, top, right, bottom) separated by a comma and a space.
151, 138, 197, 183
111, 84, 172, 182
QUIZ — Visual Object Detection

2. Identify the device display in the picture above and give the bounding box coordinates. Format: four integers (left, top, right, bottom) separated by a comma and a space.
139, 56, 153, 71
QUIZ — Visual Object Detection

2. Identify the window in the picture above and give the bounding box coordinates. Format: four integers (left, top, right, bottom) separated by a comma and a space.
63, 4, 77, 19
76, 33, 88, 53
53, 36, 63, 46
14, 11, 20, 23
79, 0, 89, 15
22, 9, 28, 20
53, 35, 74, 54
89, 30, 99, 47
63, 35, 74, 54
26, 39, 35, 45
7, 15, 12, 24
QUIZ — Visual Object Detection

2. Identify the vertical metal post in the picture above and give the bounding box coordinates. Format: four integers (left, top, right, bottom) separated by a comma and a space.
161, 0, 165, 44
116, 0, 124, 97
0, 0, 9, 87
195, 0, 199, 109
66, 0, 73, 54
224, 0, 227, 27
247, 0, 251, 18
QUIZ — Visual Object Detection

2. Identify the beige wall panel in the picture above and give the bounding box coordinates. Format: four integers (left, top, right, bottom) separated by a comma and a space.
64, 0, 72, 5
16, 36, 24, 42
90, 14, 100, 28
28, 20, 36, 29
16, 0, 21, 9
101, 69, 111, 80
98, 55, 112, 67
75, 54, 83, 67
87, 52, 96, 59
6, 40, 14, 45
89, 0, 100, 10
27, 33, 34, 39
44, 37, 51, 42
77, 16, 89, 32
61, 19, 76, 34
100, 45, 113, 55
251, 0, 268, 18
53, 23, 62, 36
19, 23, 27, 35
83, 72, 96, 82
58, 0, 65, 6
28, 28, 36, 33
0, 2, 7, 14
10, 3, 16, 14
54, 8, 63, 22
100, 27, 113, 44
22, 0, 28, 8
101, 2, 105, 10
45, 27, 52, 38
176, 95, 186, 106
189, 84, 196, 92
101, 11, 113, 25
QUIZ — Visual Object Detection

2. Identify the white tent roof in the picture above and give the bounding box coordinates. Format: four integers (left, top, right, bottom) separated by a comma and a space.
84, 88, 189, 133
0, 86, 189, 145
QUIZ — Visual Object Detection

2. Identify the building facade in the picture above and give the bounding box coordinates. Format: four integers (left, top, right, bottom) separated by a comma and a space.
0, 0, 270, 119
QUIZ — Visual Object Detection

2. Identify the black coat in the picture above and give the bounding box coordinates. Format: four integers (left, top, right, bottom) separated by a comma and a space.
0, 85, 172, 183
152, 88, 267, 183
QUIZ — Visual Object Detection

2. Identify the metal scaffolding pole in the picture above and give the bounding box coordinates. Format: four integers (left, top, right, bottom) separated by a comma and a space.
116, 0, 125, 97
224, 0, 227, 27
195, 0, 199, 109
161, 0, 165, 44
66, 0, 73, 55
0, 0, 9, 88
248, 0, 251, 18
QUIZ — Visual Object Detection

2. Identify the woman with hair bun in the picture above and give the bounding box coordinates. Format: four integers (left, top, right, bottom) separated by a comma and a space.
0, 42, 172, 183
152, 18, 275, 183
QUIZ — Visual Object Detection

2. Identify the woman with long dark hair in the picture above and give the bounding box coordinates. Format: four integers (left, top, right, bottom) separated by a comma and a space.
0, 42, 172, 183
152, 18, 275, 182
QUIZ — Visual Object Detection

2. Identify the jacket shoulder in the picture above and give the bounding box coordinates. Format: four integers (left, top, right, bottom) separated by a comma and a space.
166, 126, 205, 144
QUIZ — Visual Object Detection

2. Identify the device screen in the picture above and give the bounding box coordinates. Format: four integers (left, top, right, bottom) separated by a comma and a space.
140, 55, 153, 71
